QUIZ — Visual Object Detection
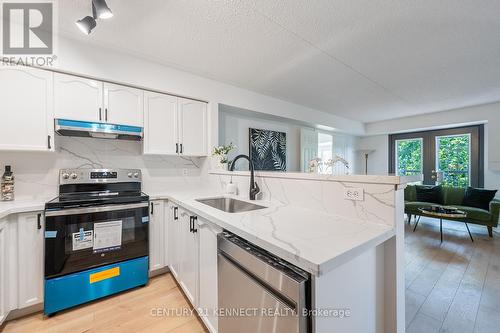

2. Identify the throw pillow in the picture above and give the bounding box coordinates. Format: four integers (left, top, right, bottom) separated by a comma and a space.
415, 185, 443, 204
462, 187, 498, 211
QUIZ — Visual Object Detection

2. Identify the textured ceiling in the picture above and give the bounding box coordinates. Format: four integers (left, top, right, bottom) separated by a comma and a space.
56, 0, 500, 123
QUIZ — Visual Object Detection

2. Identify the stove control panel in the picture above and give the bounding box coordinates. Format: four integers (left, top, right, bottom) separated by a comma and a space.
59, 169, 142, 184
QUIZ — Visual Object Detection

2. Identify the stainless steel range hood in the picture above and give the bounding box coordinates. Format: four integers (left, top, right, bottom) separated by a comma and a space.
55, 119, 143, 141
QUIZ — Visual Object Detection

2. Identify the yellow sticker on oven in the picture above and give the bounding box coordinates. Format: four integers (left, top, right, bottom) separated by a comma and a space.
89, 267, 120, 284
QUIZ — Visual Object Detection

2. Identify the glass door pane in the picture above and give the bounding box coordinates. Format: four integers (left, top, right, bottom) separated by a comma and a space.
317, 133, 333, 174
436, 134, 471, 187
395, 138, 423, 176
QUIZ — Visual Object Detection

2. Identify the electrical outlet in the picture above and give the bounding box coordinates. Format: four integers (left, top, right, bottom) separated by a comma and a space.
344, 188, 364, 201
182, 168, 189, 176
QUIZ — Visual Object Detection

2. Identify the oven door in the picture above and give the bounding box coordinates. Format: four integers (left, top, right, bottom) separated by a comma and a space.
44, 202, 149, 278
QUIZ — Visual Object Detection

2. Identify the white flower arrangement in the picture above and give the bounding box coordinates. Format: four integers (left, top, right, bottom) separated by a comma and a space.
308, 155, 350, 174
212, 142, 236, 164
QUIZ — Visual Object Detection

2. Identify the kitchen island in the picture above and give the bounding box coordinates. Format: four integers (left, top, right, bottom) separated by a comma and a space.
149, 171, 420, 333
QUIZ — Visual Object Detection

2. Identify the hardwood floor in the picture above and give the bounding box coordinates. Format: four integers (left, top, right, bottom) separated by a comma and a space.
405, 216, 500, 333
2, 274, 208, 333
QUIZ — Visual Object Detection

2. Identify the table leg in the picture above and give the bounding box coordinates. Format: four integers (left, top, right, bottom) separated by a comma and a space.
413, 215, 421, 232
440, 219, 443, 243
464, 222, 474, 242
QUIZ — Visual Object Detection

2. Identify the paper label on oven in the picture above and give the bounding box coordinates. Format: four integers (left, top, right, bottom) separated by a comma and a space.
72, 229, 93, 251
93, 220, 122, 252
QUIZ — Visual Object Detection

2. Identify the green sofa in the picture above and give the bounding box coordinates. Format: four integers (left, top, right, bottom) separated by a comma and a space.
405, 185, 500, 237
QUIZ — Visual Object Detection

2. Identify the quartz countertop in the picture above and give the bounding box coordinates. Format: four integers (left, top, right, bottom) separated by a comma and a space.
0, 199, 47, 219
150, 188, 395, 276
0, 188, 395, 277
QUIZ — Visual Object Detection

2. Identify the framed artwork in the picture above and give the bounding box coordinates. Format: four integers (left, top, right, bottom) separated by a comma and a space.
249, 128, 286, 171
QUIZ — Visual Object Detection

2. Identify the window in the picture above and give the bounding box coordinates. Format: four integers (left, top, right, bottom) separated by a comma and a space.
395, 138, 423, 176
436, 134, 471, 187
389, 125, 483, 187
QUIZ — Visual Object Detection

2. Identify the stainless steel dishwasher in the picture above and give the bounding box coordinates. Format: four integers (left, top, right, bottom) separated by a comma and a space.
218, 231, 310, 333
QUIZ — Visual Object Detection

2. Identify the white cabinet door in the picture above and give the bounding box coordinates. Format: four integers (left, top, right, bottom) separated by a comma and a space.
149, 201, 165, 272
103, 82, 144, 127
54, 72, 103, 122
178, 208, 198, 306
0, 65, 54, 152
198, 219, 222, 333
16, 212, 44, 309
167, 202, 180, 279
143, 92, 179, 155
178, 98, 208, 156
0, 220, 8, 325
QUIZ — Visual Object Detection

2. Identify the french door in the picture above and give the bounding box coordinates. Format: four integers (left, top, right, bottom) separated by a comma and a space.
389, 125, 484, 187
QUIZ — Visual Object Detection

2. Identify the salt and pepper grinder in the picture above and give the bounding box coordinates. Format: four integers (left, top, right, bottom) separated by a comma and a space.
1, 165, 14, 201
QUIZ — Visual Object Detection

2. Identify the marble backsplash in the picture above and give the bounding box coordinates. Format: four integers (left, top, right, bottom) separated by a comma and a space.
210, 173, 399, 227
0, 136, 207, 201
0, 135, 402, 229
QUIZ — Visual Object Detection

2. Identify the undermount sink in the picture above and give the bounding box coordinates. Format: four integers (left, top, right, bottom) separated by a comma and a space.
196, 197, 266, 213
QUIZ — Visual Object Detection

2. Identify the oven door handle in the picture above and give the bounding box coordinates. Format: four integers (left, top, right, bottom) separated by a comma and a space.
44, 202, 149, 217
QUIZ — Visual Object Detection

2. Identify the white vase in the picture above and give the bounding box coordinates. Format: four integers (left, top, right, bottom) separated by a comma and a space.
218, 162, 228, 170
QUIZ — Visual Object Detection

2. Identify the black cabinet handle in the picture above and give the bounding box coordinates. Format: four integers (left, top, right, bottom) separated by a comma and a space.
150, 202, 154, 215
37, 213, 42, 230
173, 207, 178, 220
47, 135, 51, 149
176, 143, 179, 154
180, 144, 183, 154
105, 108, 108, 122
99, 107, 102, 121
192, 216, 198, 233
189, 216, 193, 232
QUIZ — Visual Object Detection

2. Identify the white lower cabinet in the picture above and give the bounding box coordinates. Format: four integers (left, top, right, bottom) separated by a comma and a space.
149, 200, 166, 273
197, 218, 222, 333
167, 203, 221, 333
0, 211, 45, 324
167, 202, 180, 279
178, 207, 199, 305
0, 218, 8, 325
16, 212, 44, 309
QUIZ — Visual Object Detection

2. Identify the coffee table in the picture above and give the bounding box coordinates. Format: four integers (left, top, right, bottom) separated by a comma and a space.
415, 207, 471, 242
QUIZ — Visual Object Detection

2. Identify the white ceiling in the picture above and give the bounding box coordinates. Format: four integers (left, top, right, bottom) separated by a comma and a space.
57, 0, 500, 123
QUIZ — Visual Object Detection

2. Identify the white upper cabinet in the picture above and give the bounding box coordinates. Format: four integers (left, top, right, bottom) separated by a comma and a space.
54, 74, 144, 127
103, 83, 144, 127
178, 98, 208, 156
0, 65, 54, 152
143, 94, 208, 156
143, 92, 178, 155
54, 73, 103, 122
16, 212, 44, 309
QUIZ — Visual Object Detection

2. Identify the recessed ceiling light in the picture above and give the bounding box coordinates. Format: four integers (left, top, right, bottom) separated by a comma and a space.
92, 0, 113, 19
76, 16, 97, 35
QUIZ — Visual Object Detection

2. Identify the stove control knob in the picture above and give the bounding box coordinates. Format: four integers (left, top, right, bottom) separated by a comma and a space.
70, 173, 78, 180
133, 172, 139, 178
127, 172, 133, 178
62, 173, 70, 180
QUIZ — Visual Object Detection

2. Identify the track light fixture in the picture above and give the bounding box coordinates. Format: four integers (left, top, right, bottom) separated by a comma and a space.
93, 0, 113, 19
75, 0, 113, 35
76, 16, 97, 35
